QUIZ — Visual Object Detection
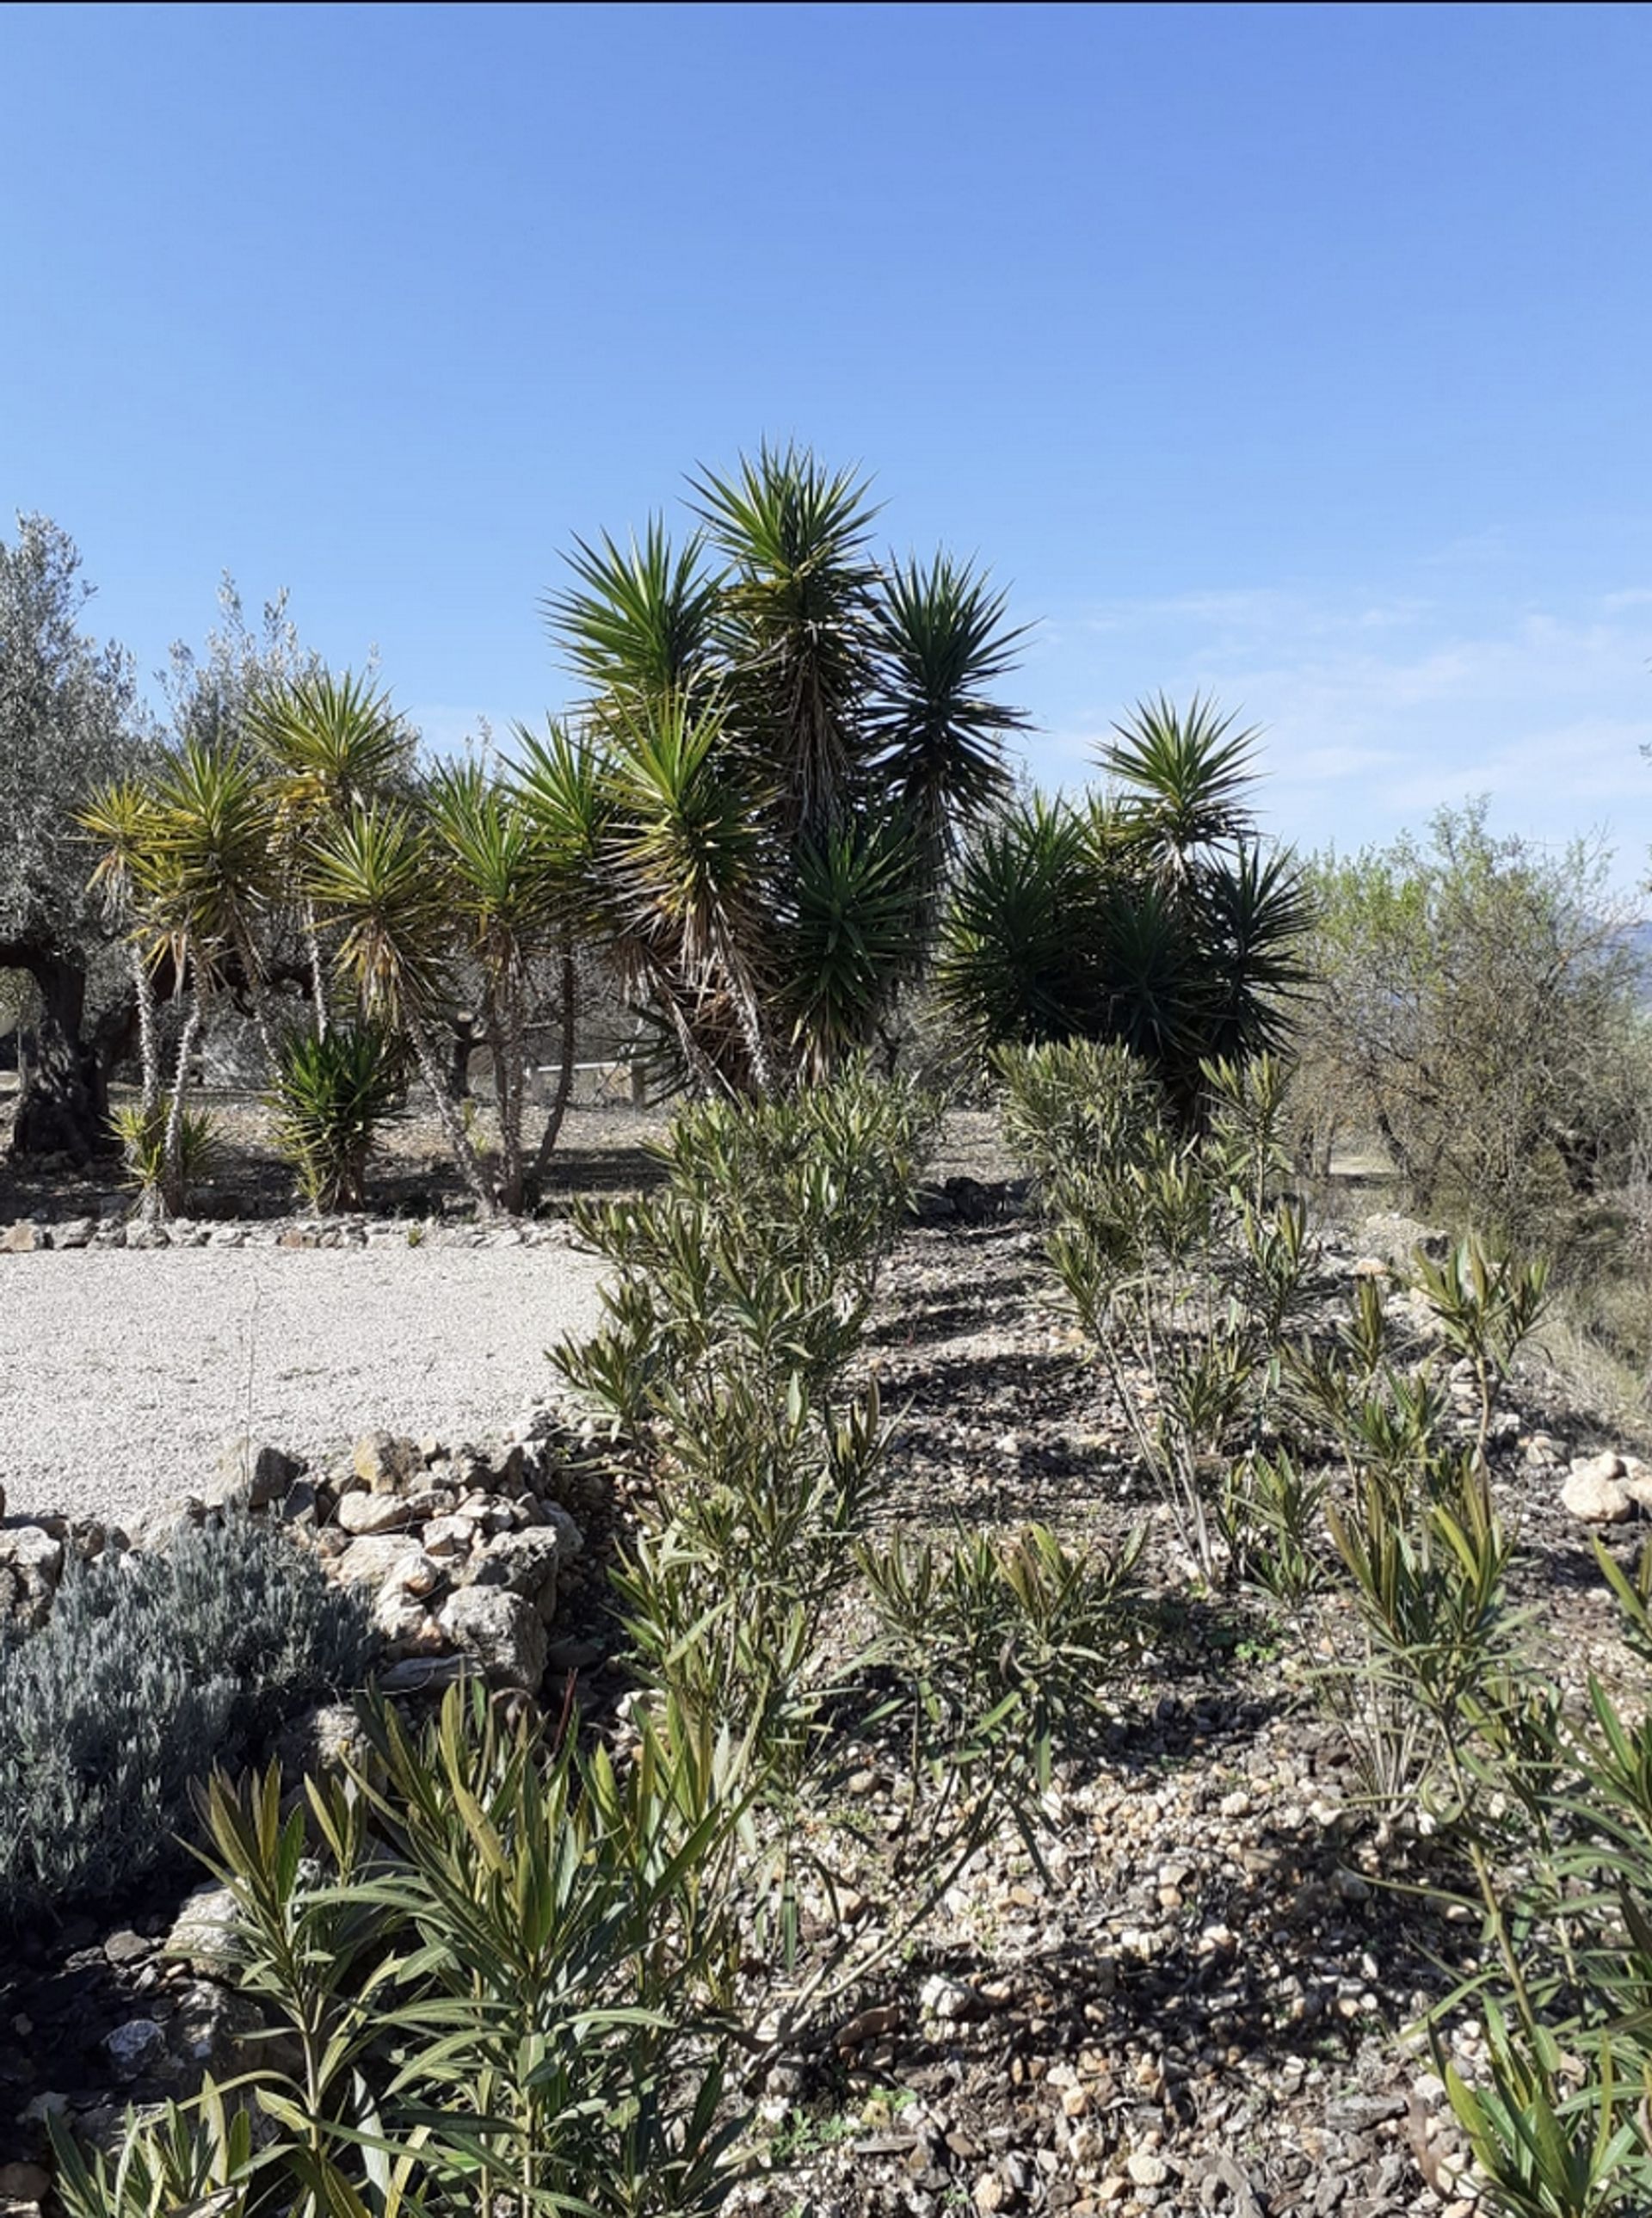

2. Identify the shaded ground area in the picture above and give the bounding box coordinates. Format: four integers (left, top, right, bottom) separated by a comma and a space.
0, 1087, 675, 1223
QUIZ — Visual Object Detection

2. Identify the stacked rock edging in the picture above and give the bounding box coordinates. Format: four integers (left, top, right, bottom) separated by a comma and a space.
0, 1401, 595, 1694
0, 1212, 576, 1253
0, 1399, 606, 2180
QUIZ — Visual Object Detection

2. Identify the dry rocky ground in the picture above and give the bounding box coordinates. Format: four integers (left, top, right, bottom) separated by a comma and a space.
1, 1103, 1649, 2218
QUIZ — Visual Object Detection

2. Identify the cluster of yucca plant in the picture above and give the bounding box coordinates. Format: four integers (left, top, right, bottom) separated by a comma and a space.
73, 443, 1039, 1217
936, 698, 1314, 1109
268, 1023, 407, 1211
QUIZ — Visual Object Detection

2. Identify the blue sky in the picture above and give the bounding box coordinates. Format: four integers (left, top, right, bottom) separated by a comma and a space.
5, 2, 1650, 884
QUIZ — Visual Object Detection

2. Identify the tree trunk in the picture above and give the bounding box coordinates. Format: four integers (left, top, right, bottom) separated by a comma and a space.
160, 992, 206, 1216
304, 905, 329, 1044
3, 943, 110, 1161
448, 1012, 484, 1099
527, 944, 579, 1202
482, 972, 527, 1217
404, 1007, 498, 1218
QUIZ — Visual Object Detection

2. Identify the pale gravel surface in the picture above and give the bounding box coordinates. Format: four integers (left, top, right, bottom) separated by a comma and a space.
0, 1248, 611, 1527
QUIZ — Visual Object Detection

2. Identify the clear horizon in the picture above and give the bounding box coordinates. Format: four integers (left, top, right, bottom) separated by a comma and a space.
5, 2, 1649, 891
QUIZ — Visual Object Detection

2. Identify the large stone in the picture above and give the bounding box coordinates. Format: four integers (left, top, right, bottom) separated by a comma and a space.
422, 1513, 478, 1557
125, 1496, 206, 1550
354, 1431, 423, 1493
0, 1221, 40, 1254
1621, 1456, 1652, 1514
273, 1702, 375, 1784
1563, 1453, 1634, 1524
164, 1883, 241, 1969
379, 1653, 473, 1695
0, 1525, 64, 1584
528, 1501, 583, 1561
334, 1533, 422, 1587
215, 1439, 304, 1508
466, 1525, 565, 1611
439, 1586, 546, 1690
105, 2017, 168, 2080
1355, 1212, 1452, 1269
168, 1981, 266, 2073
336, 1489, 418, 1537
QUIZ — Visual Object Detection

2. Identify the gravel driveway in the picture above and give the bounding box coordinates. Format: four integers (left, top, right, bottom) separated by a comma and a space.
0, 1247, 611, 1527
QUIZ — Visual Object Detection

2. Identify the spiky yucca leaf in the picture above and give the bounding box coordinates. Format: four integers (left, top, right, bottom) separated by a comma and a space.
109, 1101, 221, 1203
246, 669, 412, 832
306, 804, 451, 1026
935, 797, 1100, 1057
544, 520, 719, 708
269, 1024, 406, 1211
869, 552, 1026, 845
1104, 693, 1261, 884
785, 819, 921, 1076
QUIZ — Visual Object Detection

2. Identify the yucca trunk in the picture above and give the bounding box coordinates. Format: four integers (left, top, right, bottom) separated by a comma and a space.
304, 904, 330, 1042
159, 990, 206, 1218
528, 941, 579, 1198
133, 945, 162, 1124
402, 1004, 497, 1217
717, 926, 778, 1096
230, 913, 281, 1076
483, 960, 530, 1216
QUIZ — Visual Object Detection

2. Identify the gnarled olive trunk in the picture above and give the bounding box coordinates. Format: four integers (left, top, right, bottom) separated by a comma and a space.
2, 940, 110, 1162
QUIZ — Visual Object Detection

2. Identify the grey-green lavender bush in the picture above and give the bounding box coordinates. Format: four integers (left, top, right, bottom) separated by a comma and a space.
0, 1515, 377, 1919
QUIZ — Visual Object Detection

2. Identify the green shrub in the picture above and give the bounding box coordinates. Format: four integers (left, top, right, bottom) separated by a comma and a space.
53, 1685, 747, 2218
0, 1516, 378, 1920
557, 1067, 940, 1428
936, 699, 1313, 1109
268, 1021, 407, 1211
1002, 1043, 1313, 1580
108, 1100, 221, 1210
1298, 802, 1649, 1266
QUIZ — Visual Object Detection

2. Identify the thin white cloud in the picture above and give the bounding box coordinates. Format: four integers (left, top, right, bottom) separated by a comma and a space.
1031, 581, 1652, 888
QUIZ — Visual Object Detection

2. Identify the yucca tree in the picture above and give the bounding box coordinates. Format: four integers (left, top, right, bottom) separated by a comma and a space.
508, 719, 608, 1190
78, 742, 280, 1215
140, 736, 283, 1067
247, 669, 414, 1038
425, 762, 555, 1212
937, 698, 1314, 1118
77, 773, 200, 1218
693, 447, 883, 841
534, 443, 1027, 1094
308, 803, 496, 1213
79, 776, 168, 1125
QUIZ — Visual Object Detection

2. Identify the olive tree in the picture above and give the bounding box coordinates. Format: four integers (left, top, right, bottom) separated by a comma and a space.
0, 515, 151, 1159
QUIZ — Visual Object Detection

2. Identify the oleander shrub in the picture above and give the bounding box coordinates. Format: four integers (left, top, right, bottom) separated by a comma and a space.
52, 1684, 748, 2218
556, 1066, 940, 1427
0, 1515, 377, 1920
